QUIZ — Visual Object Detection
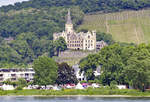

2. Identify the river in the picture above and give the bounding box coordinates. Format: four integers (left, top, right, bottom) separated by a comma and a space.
1, 96, 150, 102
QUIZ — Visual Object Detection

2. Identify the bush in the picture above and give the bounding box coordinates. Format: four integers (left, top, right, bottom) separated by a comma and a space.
80, 80, 87, 84
110, 81, 118, 89
16, 86, 23, 90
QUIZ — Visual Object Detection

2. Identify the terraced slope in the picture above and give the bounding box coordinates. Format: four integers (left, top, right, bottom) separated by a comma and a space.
78, 9, 150, 44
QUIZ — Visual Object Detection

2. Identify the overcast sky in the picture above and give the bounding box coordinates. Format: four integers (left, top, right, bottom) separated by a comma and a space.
0, 0, 29, 7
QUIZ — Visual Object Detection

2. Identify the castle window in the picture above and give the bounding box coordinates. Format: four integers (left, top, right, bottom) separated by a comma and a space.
91, 40, 93, 42
88, 36, 90, 38
91, 44, 93, 46
88, 40, 90, 42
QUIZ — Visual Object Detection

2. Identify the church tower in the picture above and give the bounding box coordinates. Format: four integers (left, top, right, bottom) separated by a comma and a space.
65, 9, 74, 33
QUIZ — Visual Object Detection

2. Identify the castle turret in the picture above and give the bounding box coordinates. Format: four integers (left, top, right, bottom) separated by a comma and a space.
65, 9, 74, 33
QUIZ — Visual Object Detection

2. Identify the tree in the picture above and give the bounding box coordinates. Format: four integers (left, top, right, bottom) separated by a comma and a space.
96, 32, 114, 45
54, 37, 67, 56
123, 44, 150, 91
80, 54, 99, 80
98, 44, 125, 85
17, 78, 27, 88
56, 62, 78, 85
33, 56, 58, 85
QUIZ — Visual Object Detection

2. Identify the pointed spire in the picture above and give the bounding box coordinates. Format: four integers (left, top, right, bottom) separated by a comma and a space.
66, 8, 72, 24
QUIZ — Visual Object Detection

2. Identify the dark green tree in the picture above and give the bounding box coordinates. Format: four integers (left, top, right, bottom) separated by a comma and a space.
96, 32, 114, 45
56, 62, 78, 85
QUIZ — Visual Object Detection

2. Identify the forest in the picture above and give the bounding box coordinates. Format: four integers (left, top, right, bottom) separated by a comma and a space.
80, 43, 150, 91
1, 0, 150, 13
0, 0, 150, 67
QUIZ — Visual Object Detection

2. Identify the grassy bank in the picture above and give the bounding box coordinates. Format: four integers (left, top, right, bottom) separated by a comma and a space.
1, 88, 150, 96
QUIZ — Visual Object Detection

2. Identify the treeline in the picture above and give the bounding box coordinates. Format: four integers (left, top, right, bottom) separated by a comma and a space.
0, 6, 83, 67
1, 0, 150, 13
0, 7, 84, 38
80, 43, 150, 91
0, 36, 67, 68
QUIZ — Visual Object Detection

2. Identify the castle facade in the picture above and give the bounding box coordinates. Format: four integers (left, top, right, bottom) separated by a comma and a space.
53, 9, 96, 50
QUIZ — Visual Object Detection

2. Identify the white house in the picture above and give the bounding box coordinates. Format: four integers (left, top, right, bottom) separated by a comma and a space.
72, 64, 86, 81
0, 68, 35, 82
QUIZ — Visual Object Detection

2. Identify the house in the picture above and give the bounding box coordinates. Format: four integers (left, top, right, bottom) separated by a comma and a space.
0, 68, 35, 82
72, 64, 86, 81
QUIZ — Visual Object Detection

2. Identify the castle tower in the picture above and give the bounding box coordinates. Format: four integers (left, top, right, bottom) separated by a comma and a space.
65, 9, 74, 33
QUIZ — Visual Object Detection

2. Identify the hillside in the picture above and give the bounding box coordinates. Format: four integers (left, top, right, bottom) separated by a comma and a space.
78, 9, 150, 44
1, 0, 150, 67
54, 50, 96, 66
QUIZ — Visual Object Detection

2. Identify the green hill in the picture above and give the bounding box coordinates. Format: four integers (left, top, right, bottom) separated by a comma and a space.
78, 9, 150, 44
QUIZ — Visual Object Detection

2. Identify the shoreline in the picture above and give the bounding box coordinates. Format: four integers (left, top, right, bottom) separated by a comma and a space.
1, 95, 150, 98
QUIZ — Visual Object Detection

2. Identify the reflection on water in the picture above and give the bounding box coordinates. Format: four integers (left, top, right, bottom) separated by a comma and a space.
0, 96, 150, 102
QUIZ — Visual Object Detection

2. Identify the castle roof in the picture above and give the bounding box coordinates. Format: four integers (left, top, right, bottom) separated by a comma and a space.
66, 8, 72, 24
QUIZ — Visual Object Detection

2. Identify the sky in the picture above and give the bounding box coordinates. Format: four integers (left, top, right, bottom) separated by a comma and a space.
0, 0, 29, 7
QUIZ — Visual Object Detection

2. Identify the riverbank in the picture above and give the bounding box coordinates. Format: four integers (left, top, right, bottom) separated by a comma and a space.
1, 88, 150, 97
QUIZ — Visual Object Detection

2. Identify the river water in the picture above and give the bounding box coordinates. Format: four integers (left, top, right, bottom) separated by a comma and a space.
0, 96, 150, 102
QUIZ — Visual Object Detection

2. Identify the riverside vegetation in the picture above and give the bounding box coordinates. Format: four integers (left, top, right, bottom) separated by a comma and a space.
1, 88, 150, 96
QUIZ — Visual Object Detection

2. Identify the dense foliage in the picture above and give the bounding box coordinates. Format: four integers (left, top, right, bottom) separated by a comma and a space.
1, 0, 150, 13
80, 43, 150, 91
0, 33, 67, 67
56, 62, 78, 85
33, 56, 58, 85
96, 32, 114, 45
0, 0, 150, 67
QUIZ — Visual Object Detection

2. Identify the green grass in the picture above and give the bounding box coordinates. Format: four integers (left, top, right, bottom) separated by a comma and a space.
1, 88, 150, 96
78, 9, 150, 44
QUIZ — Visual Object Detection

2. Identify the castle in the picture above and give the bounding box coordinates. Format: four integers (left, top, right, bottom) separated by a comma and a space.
53, 9, 97, 50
